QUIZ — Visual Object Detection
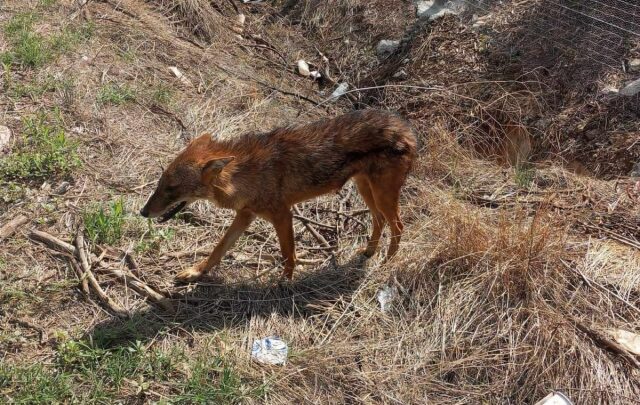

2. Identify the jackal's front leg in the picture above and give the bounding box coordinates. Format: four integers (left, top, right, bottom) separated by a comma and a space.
175, 210, 255, 282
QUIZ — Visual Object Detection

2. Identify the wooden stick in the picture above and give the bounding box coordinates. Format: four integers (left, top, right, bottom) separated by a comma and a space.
96, 267, 174, 313
29, 230, 76, 255
293, 215, 335, 230
0, 215, 29, 239
74, 232, 128, 317
293, 206, 331, 247
574, 318, 640, 369
69, 256, 90, 296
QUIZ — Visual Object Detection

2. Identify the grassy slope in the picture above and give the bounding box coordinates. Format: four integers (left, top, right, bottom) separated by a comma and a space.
1, 0, 639, 403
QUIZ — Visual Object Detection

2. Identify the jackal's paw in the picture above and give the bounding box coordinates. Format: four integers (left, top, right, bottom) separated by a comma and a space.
357, 247, 376, 258
175, 267, 204, 283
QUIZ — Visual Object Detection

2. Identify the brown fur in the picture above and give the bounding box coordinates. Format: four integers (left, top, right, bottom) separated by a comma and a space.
141, 109, 417, 281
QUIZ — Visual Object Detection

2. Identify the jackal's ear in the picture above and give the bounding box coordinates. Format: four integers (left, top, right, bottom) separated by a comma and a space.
202, 156, 234, 177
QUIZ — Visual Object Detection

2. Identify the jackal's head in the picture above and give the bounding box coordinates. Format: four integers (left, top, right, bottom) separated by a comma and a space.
140, 134, 234, 222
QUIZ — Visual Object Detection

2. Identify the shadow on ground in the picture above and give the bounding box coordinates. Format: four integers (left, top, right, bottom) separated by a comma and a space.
86, 254, 370, 349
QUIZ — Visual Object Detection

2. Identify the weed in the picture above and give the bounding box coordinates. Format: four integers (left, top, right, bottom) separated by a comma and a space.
1, 13, 49, 68
83, 198, 126, 245
1, 12, 93, 68
0, 364, 74, 403
135, 219, 175, 253
0, 182, 26, 204
0, 110, 80, 180
98, 83, 136, 105
8, 74, 74, 100
151, 84, 175, 106
515, 164, 535, 189
118, 46, 138, 63
177, 355, 247, 404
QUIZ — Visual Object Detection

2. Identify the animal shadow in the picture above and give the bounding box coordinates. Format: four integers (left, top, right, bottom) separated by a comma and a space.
86, 254, 370, 349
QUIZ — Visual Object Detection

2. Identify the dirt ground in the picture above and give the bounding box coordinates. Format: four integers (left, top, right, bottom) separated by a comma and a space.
1, 0, 639, 403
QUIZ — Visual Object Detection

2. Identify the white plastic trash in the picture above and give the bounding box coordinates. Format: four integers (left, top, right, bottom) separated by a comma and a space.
251, 336, 288, 365
377, 285, 397, 313
330, 82, 349, 100
534, 392, 573, 405
297, 60, 310, 77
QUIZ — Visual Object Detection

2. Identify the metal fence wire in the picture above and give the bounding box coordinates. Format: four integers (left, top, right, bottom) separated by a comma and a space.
461, 0, 640, 71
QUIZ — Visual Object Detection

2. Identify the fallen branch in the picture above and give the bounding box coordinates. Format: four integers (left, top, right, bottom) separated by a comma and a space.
29, 229, 76, 255
69, 255, 90, 296
0, 215, 29, 239
293, 214, 335, 230
573, 318, 640, 369
293, 206, 331, 247
75, 232, 128, 317
96, 266, 174, 313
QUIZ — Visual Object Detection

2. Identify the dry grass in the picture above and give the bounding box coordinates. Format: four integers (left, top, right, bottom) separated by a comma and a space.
1, 0, 639, 403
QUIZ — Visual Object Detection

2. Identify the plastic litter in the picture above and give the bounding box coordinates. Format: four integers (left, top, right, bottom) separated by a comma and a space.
534, 392, 573, 405
297, 60, 310, 77
251, 336, 288, 365
377, 285, 397, 313
330, 82, 349, 100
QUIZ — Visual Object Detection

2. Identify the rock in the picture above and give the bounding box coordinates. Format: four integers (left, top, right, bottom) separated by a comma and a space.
0, 125, 11, 153
393, 69, 408, 80
416, 0, 435, 18
297, 59, 310, 77
620, 77, 640, 96
628, 58, 640, 72
630, 162, 640, 177
416, 0, 463, 20
55, 181, 71, 195
376, 40, 399, 58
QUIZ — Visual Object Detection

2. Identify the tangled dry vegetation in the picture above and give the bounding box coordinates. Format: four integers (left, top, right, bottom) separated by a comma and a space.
1, 0, 639, 403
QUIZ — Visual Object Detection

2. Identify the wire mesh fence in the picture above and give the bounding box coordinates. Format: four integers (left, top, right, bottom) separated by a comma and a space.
461, 0, 640, 71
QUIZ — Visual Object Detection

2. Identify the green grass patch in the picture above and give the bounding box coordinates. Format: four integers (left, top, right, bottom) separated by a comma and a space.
151, 83, 175, 106
0, 364, 75, 404
1, 337, 265, 403
7, 74, 74, 100
83, 198, 126, 245
97, 83, 136, 105
135, 219, 175, 253
0, 110, 80, 181
515, 164, 535, 189
1, 12, 94, 68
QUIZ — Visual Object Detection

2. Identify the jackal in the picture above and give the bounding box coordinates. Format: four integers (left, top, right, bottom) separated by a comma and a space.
140, 109, 416, 281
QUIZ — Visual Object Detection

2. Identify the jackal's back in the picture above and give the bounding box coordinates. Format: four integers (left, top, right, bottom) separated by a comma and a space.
223, 109, 416, 205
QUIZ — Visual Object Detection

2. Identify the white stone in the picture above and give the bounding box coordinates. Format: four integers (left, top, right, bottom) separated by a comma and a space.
629, 58, 640, 72
0, 125, 11, 152
416, 0, 463, 20
416, 0, 435, 18
376, 40, 400, 57
620, 78, 640, 96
